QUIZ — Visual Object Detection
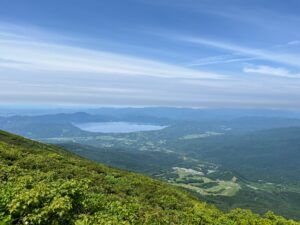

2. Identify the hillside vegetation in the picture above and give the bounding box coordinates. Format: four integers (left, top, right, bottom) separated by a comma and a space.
0, 130, 299, 224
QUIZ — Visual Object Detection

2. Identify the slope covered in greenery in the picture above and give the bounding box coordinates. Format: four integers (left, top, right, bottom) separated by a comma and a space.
181, 127, 300, 184
0, 130, 299, 224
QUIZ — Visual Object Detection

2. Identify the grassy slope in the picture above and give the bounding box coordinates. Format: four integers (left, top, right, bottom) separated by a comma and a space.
0, 130, 299, 224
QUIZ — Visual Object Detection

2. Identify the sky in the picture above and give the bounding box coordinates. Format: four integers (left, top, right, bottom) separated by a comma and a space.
0, 0, 300, 108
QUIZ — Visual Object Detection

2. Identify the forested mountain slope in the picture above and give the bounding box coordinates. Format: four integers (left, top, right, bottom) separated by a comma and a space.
0, 130, 299, 224
183, 127, 300, 184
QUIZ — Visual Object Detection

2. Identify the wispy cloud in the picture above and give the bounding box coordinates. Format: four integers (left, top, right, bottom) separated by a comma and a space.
0, 24, 225, 80
1, 22, 300, 108
185, 55, 256, 67
287, 40, 300, 45
171, 36, 300, 68
244, 65, 300, 79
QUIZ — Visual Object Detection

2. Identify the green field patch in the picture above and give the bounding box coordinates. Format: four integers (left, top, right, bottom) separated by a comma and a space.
173, 167, 204, 177
171, 166, 241, 197
180, 132, 223, 140
198, 182, 218, 189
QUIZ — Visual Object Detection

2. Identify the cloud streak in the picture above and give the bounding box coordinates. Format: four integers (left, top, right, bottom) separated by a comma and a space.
244, 65, 300, 79
0, 24, 225, 80
185, 55, 256, 67
172, 36, 300, 68
1, 23, 300, 109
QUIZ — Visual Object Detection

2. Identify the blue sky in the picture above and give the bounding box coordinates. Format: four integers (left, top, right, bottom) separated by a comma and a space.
0, 0, 300, 108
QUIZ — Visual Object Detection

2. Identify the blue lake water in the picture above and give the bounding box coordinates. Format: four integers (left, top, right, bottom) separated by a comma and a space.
73, 122, 167, 133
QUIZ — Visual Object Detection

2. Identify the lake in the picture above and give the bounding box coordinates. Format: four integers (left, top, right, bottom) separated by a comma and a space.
73, 122, 167, 133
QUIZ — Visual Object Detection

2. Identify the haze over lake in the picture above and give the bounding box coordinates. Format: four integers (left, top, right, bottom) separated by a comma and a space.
74, 122, 167, 133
